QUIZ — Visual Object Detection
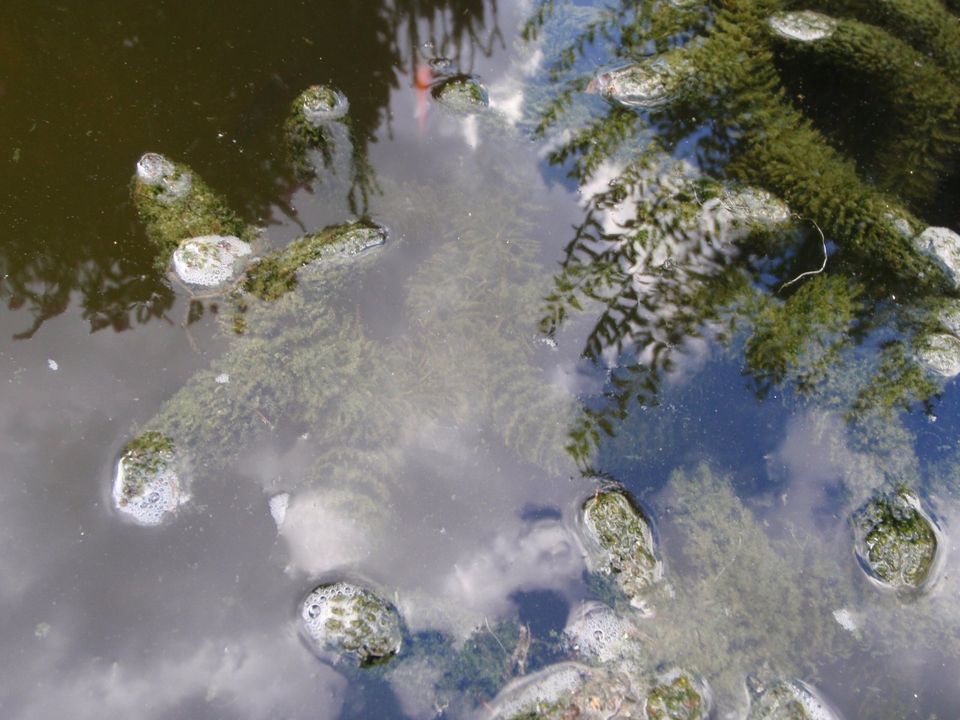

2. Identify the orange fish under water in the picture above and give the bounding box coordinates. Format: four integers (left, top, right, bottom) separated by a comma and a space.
414, 63, 434, 134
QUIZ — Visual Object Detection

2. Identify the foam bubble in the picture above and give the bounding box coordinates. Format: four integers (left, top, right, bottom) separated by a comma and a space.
112, 433, 188, 526
487, 662, 591, 718
135, 152, 193, 203
269, 493, 289, 529
564, 601, 635, 663
299, 582, 402, 666
914, 226, 960, 289
172, 235, 252, 287
301, 86, 350, 124
768, 11, 838, 42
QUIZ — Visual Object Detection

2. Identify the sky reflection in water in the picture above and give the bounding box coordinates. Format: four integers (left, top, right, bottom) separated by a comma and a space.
2, 0, 960, 718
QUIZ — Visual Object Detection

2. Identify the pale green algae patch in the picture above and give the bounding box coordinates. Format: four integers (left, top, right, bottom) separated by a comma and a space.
852, 485, 940, 591
635, 464, 852, 714
131, 153, 255, 271
300, 582, 402, 667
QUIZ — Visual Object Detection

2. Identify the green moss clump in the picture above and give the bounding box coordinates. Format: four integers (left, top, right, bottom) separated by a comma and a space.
432, 75, 490, 113
240, 220, 385, 302
853, 485, 939, 590
131, 156, 252, 271
118, 431, 176, 502
581, 488, 661, 608
646, 672, 707, 720
284, 85, 350, 181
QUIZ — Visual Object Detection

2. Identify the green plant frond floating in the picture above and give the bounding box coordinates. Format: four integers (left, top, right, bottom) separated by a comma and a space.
525, 0, 960, 462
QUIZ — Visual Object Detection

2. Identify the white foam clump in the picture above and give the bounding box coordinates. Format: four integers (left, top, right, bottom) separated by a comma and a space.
488, 662, 591, 719
269, 493, 289, 529
564, 601, 635, 663
914, 226, 960, 290
718, 186, 791, 227
916, 333, 960, 378
172, 235, 252, 287
768, 11, 838, 42
832, 608, 858, 633
302, 87, 350, 125
112, 451, 187, 526
787, 681, 842, 720
136, 152, 193, 203
300, 582, 402, 662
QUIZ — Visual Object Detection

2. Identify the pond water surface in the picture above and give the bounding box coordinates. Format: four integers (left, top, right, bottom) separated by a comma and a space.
3, 1, 960, 719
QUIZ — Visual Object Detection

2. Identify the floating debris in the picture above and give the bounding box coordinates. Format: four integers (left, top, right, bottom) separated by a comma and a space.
578, 487, 662, 612
831, 608, 858, 634
111, 431, 188, 526
46, 359, 58, 371
431, 74, 489, 114
214, 372, 230, 384
768, 11, 838, 43
268, 492, 289, 529
852, 486, 941, 592
587, 53, 689, 109
746, 674, 840, 720
172, 235, 252, 287
300, 582, 402, 667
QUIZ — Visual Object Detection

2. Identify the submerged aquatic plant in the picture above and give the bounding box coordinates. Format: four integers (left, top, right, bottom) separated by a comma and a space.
124, 162, 576, 546
523, 0, 960, 464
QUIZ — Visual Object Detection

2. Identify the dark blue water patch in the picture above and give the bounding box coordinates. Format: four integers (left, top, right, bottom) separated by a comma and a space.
518, 504, 562, 522
909, 383, 960, 463
509, 589, 570, 639
340, 675, 407, 720
595, 354, 790, 499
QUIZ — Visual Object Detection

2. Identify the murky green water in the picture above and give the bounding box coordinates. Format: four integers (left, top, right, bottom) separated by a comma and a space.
2, 1, 960, 718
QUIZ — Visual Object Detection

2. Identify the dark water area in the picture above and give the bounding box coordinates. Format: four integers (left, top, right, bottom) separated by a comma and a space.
3, 1, 960, 719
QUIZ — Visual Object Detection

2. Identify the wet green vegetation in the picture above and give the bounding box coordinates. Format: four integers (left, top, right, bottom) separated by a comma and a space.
524, 0, 960, 466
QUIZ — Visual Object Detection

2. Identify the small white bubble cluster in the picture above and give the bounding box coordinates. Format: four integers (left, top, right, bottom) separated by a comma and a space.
564, 601, 635, 663
768, 11, 838, 42
112, 452, 187, 526
172, 235, 252, 287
